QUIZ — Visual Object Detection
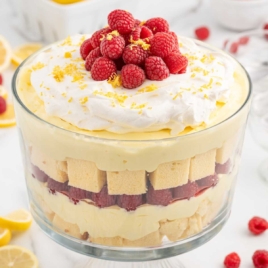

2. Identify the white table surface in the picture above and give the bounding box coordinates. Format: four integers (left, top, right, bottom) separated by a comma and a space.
0, 0, 267, 267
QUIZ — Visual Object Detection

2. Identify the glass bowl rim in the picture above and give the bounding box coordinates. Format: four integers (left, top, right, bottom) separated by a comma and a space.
12, 37, 252, 143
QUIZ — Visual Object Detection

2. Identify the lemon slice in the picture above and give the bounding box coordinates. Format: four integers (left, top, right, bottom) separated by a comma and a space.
0, 209, 32, 231
52, 0, 83, 4
0, 35, 12, 73
0, 245, 38, 268
0, 103, 16, 127
0, 228, 11, 247
11, 43, 42, 66
0, 86, 8, 100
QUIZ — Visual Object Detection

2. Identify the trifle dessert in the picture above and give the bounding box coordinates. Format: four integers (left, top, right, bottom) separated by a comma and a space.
13, 10, 251, 251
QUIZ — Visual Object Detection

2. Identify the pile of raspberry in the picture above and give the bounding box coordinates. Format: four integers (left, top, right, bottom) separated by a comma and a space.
80, 9, 188, 89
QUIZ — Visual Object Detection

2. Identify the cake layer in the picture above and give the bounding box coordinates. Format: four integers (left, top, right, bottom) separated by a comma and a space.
31, 145, 233, 193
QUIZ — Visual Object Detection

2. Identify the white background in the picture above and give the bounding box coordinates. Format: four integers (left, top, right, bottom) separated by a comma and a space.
0, 0, 267, 267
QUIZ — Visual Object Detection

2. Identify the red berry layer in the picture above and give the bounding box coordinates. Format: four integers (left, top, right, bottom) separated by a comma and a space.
31, 164, 224, 211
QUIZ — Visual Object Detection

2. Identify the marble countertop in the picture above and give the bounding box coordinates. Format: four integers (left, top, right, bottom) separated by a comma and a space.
0, 0, 267, 267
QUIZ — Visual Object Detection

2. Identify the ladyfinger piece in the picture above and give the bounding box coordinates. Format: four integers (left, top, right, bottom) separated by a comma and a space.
67, 158, 106, 193
107, 170, 146, 195
189, 149, 216, 181
149, 159, 190, 190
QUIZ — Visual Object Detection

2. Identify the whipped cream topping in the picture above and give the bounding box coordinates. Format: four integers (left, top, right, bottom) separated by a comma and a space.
30, 35, 235, 135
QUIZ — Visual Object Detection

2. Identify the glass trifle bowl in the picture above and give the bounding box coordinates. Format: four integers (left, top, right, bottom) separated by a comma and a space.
12, 26, 251, 267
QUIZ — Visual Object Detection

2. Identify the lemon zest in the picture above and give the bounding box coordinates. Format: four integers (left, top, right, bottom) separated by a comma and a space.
79, 96, 88, 105
137, 84, 158, 93
32, 62, 45, 71
107, 73, 122, 88
130, 37, 150, 50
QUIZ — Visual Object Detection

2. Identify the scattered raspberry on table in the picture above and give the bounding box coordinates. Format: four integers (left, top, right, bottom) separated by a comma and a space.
264, 23, 268, 39
195, 26, 210, 41
224, 252, 241, 268
252, 250, 268, 268
0, 96, 7, 114
248, 217, 268, 235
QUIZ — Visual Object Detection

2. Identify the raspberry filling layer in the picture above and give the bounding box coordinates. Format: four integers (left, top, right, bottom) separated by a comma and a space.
31, 161, 231, 211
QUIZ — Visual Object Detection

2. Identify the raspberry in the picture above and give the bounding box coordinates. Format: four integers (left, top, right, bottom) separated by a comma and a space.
31, 164, 48, 183
264, 23, 268, 39
47, 178, 69, 192
173, 182, 199, 200
80, 38, 94, 60
114, 57, 125, 71
69, 186, 91, 200
216, 159, 231, 174
90, 27, 112, 48
91, 186, 116, 208
108, 9, 135, 35
122, 27, 141, 45
121, 64, 145, 89
178, 67, 187, 74
85, 47, 101, 71
169, 32, 180, 54
100, 34, 125, 60
224, 252, 241, 268
117, 194, 143, 211
0, 96, 7, 114
145, 56, 169, 81
239, 36, 249, 45
248, 217, 268, 235
130, 26, 141, 41
252, 250, 268, 268
195, 26, 210, 41
0, 74, 3, 85
230, 42, 239, 54
196, 174, 219, 191
135, 19, 141, 26
164, 53, 188, 74
150, 32, 175, 58
91, 57, 117, 81
140, 26, 153, 39
147, 183, 173, 206
122, 44, 148, 66
144, 17, 169, 34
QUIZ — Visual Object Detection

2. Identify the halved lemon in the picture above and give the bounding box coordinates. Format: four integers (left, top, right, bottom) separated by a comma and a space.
0, 35, 12, 73
0, 209, 32, 231
0, 103, 16, 127
52, 0, 83, 4
11, 43, 42, 66
0, 228, 11, 247
0, 86, 8, 100
0, 245, 38, 268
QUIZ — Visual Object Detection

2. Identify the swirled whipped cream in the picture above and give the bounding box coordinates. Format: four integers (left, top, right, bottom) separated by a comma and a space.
30, 35, 234, 135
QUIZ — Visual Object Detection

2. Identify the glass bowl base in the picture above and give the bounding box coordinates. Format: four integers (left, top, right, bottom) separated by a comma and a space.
74, 258, 185, 268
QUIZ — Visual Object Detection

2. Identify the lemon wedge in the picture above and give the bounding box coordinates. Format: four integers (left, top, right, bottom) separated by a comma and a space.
0, 245, 38, 268
0, 228, 11, 247
0, 209, 32, 231
0, 86, 8, 100
0, 103, 16, 127
0, 35, 11, 73
11, 43, 42, 66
